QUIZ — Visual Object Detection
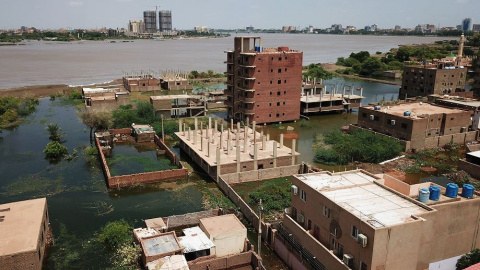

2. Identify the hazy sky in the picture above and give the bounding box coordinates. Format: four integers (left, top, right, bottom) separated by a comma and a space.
0, 0, 479, 30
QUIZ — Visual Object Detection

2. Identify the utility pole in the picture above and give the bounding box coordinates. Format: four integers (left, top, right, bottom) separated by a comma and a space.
257, 199, 263, 259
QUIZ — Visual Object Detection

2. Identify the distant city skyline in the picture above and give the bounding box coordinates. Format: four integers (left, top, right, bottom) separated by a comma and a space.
1, 0, 479, 30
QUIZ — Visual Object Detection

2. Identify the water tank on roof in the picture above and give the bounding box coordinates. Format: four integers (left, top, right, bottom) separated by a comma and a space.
461, 184, 475, 199
429, 185, 441, 201
445, 183, 459, 198
374, 106, 381, 110
418, 188, 430, 203
404, 111, 411, 116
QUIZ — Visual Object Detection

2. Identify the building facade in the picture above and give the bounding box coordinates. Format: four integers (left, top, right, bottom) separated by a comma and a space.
143, 11, 157, 33
474, 56, 480, 97
158, 10, 172, 32
463, 18, 473, 31
399, 65, 467, 99
278, 170, 480, 270
0, 198, 49, 270
225, 36, 303, 124
128, 20, 145, 34
355, 102, 476, 150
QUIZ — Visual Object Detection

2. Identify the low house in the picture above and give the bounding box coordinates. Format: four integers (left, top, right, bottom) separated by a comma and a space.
132, 124, 156, 142
0, 198, 50, 270
458, 150, 480, 179
199, 214, 247, 257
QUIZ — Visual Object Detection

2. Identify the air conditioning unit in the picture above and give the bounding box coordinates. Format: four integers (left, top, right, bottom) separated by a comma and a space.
369, 115, 374, 121
343, 254, 354, 266
391, 120, 396, 126
291, 185, 298, 195
298, 213, 305, 223
357, 233, 368, 247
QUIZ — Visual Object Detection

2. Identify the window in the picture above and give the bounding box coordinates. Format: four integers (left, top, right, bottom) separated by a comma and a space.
258, 69, 260, 73
257, 82, 260, 84
323, 205, 330, 218
270, 91, 272, 95
285, 68, 288, 72
284, 90, 286, 94
301, 190, 307, 202
269, 103, 272, 106
278, 57, 282, 61
270, 80, 273, 84
351, 226, 358, 239
283, 101, 286, 105
278, 80, 281, 84
257, 104, 259, 107
401, 123, 408, 129
277, 102, 280, 106
278, 68, 282, 73
284, 79, 287, 83
276, 113, 280, 117
270, 69, 273, 73
269, 114, 271, 117
277, 91, 281, 96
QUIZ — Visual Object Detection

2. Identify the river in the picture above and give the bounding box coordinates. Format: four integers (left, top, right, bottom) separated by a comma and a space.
0, 34, 454, 88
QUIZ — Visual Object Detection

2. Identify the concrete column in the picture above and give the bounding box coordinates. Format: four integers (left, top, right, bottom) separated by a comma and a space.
206, 125, 210, 140
291, 139, 296, 165
214, 119, 218, 133
246, 117, 249, 131
208, 117, 212, 130
200, 134, 203, 152
237, 122, 240, 135
273, 141, 277, 168
187, 127, 191, 141
183, 123, 186, 136
244, 129, 248, 153
221, 123, 224, 133
200, 122, 203, 137
194, 117, 198, 131
216, 147, 221, 182
262, 134, 266, 150
236, 139, 241, 173
252, 121, 256, 134
231, 119, 234, 130
179, 119, 183, 132
193, 127, 197, 145
254, 143, 258, 170
227, 129, 231, 155
220, 132, 223, 150
207, 140, 210, 157
266, 133, 270, 141
280, 134, 284, 149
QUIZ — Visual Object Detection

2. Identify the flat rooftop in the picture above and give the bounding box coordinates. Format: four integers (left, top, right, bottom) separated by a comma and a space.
438, 99, 480, 108
301, 94, 364, 103
296, 171, 430, 228
363, 103, 466, 119
132, 124, 155, 134
141, 232, 182, 257
0, 198, 46, 256
200, 214, 246, 238
178, 226, 215, 253
467, 151, 480, 159
150, 95, 202, 100
175, 126, 299, 167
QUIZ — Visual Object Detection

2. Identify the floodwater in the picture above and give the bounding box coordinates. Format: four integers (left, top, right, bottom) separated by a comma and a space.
0, 33, 454, 88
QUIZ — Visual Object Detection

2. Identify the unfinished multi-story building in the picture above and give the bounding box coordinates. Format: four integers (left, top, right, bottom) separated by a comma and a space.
353, 102, 477, 150
473, 57, 480, 97
399, 64, 467, 99
158, 10, 172, 32
225, 36, 303, 124
143, 11, 157, 33
277, 170, 480, 270
0, 198, 50, 270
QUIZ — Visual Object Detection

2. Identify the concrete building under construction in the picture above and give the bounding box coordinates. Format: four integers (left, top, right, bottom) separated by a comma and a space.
143, 11, 157, 33
158, 10, 172, 32
301, 78, 364, 115
150, 95, 206, 118
175, 117, 300, 183
225, 36, 303, 124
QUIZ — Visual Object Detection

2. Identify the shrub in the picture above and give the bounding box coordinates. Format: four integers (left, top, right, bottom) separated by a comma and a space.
43, 141, 68, 158
68, 89, 83, 99
98, 220, 132, 250
457, 249, 480, 270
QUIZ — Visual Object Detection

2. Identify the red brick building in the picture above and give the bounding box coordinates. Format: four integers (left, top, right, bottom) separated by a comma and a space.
225, 36, 303, 124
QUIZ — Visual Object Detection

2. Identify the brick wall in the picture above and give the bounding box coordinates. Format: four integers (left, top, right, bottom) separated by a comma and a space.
458, 160, 480, 179
188, 251, 264, 270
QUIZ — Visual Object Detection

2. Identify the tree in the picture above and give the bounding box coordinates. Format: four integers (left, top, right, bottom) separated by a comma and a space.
304, 63, 334, 79
46, 123, 64, 142
135, 101, 155, 123
349, 51, 371, 63
79, 110, 113, 142
43, 141, 68, 158
457, 249, 480, 270
359, 57, 386, 76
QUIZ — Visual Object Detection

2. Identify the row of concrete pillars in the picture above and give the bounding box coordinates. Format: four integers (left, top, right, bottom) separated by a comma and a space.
179, 117, 297, 176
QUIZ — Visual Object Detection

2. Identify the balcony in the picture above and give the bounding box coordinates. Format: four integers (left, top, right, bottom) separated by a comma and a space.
239, 64, 256, 68
243, 97, 255, 103
244, 108, 255, 114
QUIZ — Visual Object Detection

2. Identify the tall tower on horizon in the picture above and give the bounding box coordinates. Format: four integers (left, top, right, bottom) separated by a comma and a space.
143, 11, 157, 33
462, 18, 472, 31
159, 10, 173, 32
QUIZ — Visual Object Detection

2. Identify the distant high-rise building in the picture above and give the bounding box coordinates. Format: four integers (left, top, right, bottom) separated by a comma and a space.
143, 11, 157, 33
473, 24, 480, 32
159, 10, 172, 32
462, 18, 472, 31
371, 24, 378, 31
394, 25, 401, 31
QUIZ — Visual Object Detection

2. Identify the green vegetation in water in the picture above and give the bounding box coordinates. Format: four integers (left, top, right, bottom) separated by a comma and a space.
2, 174, 64, 196
0, 96, 39, 130
313, 129, 403, 165
107, 153, 177, 176
303, 63, 334, 79
98, 220, 141, 269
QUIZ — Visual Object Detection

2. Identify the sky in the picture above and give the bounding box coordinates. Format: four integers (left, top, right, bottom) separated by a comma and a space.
0, 0, 479, 30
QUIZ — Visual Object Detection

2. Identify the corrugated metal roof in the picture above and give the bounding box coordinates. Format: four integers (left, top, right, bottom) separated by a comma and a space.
179, 226, 215, 253
143, 233, 181, 256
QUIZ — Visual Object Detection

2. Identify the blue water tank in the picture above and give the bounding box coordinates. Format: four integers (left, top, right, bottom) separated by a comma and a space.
374, 106, 381, 110
429, 185, 441, 201
445, 183, 459, 198
461, 184, 475, 198
418, 188, 430, 203
404, 111, 411, 116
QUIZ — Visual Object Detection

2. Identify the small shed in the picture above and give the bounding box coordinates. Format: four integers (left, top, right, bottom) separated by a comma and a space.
140, 232, 184, 265
199, 214, 247, 257
132, 124, 156, 142
178, 226, 215, 261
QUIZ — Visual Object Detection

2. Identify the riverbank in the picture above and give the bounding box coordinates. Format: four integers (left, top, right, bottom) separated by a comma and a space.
321, 63, 402, 86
